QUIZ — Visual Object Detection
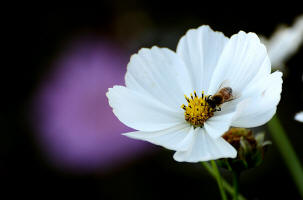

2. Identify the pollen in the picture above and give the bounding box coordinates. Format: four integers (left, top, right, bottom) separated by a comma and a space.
181, 91, 215, 127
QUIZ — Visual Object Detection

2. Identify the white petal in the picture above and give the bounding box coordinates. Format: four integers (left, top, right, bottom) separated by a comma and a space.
294, 111, 303, 122
240, 54, 271, 100
208, 31, 270, 95
232, 72, 283, 127
204, 111, 235, 138
125, 46, 193, 110
107, 86, 183, 132
173, 128, 237, 162
266, 15, 303, 67
177, 25, 229, 92
123, 123, 194, 151
241, 71, 282, 99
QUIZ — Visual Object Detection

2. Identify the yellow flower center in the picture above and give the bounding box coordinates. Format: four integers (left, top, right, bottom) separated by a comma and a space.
181, 91, 215, 127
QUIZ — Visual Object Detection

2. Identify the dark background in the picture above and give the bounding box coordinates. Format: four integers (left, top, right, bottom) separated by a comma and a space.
3, 3, 303, 200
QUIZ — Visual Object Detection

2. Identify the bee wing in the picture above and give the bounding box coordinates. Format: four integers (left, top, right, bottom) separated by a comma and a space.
225, 95, 235, 102
226, 89, 241, 102
218, 79, 231, 90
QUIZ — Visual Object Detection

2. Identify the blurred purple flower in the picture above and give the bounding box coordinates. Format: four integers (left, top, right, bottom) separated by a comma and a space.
32, 38, 150, 172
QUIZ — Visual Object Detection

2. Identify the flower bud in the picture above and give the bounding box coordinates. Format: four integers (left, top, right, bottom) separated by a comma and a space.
218, 128, 271, 172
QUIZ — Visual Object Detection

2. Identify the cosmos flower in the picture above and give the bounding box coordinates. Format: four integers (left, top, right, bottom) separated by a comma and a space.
295, 74, 303, 123
32, 39, 149, 172
295, 112, 303, 122
107, 25, 283, 162
261, 15, 303, 70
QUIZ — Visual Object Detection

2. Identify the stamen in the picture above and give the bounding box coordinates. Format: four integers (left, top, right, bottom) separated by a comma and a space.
181, 91, 215, 127
184, 95, 190, 103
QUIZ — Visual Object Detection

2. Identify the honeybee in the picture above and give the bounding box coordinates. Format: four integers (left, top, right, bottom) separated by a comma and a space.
206, 87, 233, 111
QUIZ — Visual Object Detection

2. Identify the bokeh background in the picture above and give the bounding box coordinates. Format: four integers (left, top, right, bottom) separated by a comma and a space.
3, 3, 303, 200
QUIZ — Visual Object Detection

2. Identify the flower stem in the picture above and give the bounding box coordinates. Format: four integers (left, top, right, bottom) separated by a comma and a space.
232, 171, 240, 200
268, 115, 303, 198
201, 162, 247, 200
210, 160, 228, 200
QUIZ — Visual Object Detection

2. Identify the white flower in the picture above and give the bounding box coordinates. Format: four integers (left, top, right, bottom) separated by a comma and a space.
295, 111, 303, 122
107, 25, 283, 162
294, 75, 303, 123
261, 15, 303, 70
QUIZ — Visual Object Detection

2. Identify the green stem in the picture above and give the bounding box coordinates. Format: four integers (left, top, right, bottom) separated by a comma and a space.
268, 115, 303, 198
210, 160, 228, 200
201, 162, 246, 200
232, 171, 240, 200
